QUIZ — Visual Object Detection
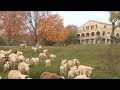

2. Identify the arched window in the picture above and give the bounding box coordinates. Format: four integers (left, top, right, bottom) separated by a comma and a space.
77, 34, 80, 38
86, 33, 89, 37
103, 31, 105, 36
91, 32, 94, 36
96, 31, 100, 36
81, 33, 85, 38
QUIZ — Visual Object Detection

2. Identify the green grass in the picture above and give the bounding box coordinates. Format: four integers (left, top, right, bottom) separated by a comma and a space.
1, 44, 120, 79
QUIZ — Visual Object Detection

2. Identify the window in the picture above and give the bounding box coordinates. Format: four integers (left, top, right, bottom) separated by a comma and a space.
93, 25, 94, 29
91, 32, 94, 36
96, 31, 100, 36
86, 26, 89, 30
103, 31, 105, 36
83, 27, 84, 30
96, 25, 97, 28
91, 26, 92, 29
88, 26, 89, 30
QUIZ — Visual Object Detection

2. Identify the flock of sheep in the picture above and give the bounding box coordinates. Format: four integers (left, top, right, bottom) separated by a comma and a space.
0, 43, 94, 79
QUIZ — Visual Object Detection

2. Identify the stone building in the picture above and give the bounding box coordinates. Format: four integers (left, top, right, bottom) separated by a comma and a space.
77, 20, 120, 44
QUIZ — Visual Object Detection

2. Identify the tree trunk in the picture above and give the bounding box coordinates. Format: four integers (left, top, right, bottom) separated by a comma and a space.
110, 21, 115, 45
8, 39, 12, 46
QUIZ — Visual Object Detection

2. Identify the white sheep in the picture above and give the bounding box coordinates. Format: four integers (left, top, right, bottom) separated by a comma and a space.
38, 45, 42, 49
67, 60, 74, 70
78, 65, 94, 78
36, 44, 42, 49
50, 54, 56, 60
17, 51, 23, 56
32, 47, 38, 52
9, 53, 18, 69
70, 66, 78, 71
39, 52, 46, 61
59, 63, 67, 75
68, 69, 78, 79
17, 55, 25, 62
4, 61, 10, 72
31, 57, 39, 67
43, 49, 48, 53
25, 58, 30, 64
6, 49, 12, 55
0, 53, 5, 63
73, 59, 80, 66
0, 76, 2, 79
20, 44, 27, 48
74, 74, 89, 79
45, 59, 52, 67
8, 70, 29, 79
0, 50, 6, 54
18, 62, 30, 75
61, 59, 67, 66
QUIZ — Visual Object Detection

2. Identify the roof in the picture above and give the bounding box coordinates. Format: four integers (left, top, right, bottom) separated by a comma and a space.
78, 20, 112, 30
89, 20, 111, 26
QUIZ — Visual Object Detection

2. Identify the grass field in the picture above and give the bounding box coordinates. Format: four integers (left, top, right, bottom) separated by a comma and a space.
0, 44, 120, 79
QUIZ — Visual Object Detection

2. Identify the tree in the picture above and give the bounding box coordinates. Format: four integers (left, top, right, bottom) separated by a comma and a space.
0, 11, 27, 45
66, 25, 78, 31
37, 14, 68, 45
65, 25, 78, 45
25, 11, 50, 45
108, 11, 120, 44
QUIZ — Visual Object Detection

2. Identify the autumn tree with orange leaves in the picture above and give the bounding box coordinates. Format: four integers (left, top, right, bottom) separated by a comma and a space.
37, 14, 68, 45
25, 11, 50, 45
0, 11, 27, 45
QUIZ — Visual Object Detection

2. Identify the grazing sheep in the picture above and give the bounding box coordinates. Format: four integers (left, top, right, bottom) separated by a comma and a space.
4, 61, 10, 72
18, 62, 30, 75
0, 53, 5, 63
50, 54, 56, 60
78, 65, 94, 78
31, 57, 39, 67
45, 59, 52, 67
0, 50, 6, 54
39, 52, 46, 61
17, 55, 25, 62
74, 74, 89, 79
6, 49, 12, 55
32, 47, 39, 52
61, 59, 67, 66
43, 49, 48, 53
73, 59, 80, 66
38, 45, 42, 49
25, 58, 30, 64
1, 56, 10, 65
68, 69, 78, 79
67, 60, 74, 70
40, 72, 65, 79
8, 70, 29, 79
17, 51, 23, 56
60, 63, 67, 75
9, 53, 18, 69
70, 66, 78, 71
36, 44, 42, 49
20, 44, 27, 48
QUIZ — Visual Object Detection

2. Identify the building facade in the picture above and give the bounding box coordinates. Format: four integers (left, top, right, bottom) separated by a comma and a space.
77, 20, 120, 44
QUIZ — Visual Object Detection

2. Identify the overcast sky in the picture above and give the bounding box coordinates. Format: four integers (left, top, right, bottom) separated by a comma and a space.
52, 11, 110, 27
